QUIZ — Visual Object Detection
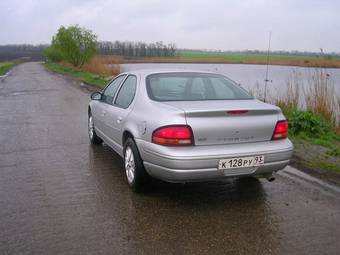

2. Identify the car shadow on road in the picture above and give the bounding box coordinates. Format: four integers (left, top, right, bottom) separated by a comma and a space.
88, 144, 267, 209
143, 177, 266, 207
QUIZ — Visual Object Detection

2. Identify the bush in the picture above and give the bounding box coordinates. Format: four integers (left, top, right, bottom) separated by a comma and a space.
45, 25, 97, 67
43, 46, 63, 62
288, 110, 331, 137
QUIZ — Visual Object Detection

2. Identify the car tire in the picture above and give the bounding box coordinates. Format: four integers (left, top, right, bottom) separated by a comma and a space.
123, 138, 149, 192
88, 112, 102, 145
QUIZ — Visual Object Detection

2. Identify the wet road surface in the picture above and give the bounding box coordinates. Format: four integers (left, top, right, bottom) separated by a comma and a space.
1, 62, 340, 255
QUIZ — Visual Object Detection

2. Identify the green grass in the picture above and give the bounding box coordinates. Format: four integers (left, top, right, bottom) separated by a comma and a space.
176, 50, 340, 67
44, 62, 108, 89
179, 51, 317, 61
313, 161, 340, 172
0, 62, 15, 75
292, 133, 340, 156
291, 135, 340, 173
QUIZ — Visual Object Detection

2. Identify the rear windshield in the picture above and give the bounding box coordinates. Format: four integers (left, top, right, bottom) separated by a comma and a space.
146, 73, 253, 101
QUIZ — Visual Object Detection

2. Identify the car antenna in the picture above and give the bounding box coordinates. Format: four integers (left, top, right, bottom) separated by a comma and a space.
264, 31, 271, 102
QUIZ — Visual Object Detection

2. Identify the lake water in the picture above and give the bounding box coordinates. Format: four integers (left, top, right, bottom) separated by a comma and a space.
122, 63, 340, 99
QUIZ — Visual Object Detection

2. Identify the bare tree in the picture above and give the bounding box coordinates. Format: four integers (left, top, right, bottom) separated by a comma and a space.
96, 40, 177, 58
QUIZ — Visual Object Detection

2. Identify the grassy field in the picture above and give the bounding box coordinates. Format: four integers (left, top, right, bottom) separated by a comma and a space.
177, 51, 340, 68
0, 62, 15, 75
123, 51, 340, 68
44, 62, 108, 89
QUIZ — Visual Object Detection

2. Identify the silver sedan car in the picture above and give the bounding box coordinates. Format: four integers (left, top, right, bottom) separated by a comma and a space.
88, 70, 293, 191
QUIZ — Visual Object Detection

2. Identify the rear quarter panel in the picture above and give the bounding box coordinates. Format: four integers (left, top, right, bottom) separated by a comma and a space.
127, 74, 187, 144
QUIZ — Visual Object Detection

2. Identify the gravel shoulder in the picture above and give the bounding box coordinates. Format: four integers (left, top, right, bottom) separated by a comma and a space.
291, 139, 340, 185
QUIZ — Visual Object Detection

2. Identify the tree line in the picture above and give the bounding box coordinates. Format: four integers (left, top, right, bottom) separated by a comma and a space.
2, 43, 338, 63
43, 25, 179, 66
0, 44, 48, 61
0, 40, 177, 63
97, 41, 177, 57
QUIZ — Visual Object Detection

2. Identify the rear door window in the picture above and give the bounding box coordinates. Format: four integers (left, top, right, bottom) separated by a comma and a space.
114, 75, 137, 108
102, 75, 126, 104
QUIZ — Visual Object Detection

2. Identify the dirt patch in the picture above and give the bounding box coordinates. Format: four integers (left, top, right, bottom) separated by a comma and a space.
290, 139, 340, 186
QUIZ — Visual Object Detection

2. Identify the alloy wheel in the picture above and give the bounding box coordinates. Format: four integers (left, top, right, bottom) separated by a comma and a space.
88, 116, 94, 140
125, 146, 135, 184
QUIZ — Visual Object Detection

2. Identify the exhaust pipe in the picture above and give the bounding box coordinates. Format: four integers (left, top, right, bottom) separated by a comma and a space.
264, 174, 275, 182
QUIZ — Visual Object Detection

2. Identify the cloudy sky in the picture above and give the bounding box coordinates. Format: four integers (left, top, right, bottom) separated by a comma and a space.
1, 0, 340, 52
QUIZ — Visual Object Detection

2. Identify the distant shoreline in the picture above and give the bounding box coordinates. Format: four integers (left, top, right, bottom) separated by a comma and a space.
97, 50, 340, 69
119, 57, 340, 69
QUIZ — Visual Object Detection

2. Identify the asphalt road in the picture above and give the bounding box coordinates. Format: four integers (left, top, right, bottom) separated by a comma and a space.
1, 62, 340, 255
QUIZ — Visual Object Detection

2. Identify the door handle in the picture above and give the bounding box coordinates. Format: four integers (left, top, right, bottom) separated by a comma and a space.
117, 116, 123, 123
101, 110, 106, 117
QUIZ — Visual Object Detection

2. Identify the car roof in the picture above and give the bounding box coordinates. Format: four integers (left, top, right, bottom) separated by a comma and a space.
120, 69, 219, 76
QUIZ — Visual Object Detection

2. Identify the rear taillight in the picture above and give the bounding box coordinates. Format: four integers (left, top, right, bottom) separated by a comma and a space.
272, 120, 288, 140
152, 125, 194, 146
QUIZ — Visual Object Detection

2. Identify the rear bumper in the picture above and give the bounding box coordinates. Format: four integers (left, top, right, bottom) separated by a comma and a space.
136, 139, 293, 183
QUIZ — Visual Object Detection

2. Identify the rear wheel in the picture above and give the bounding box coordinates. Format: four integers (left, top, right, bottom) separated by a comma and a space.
88, 112, 102, 145
124, 138, 149, 192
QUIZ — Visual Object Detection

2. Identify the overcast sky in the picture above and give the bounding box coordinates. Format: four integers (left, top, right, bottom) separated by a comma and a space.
1, 0, 340, 52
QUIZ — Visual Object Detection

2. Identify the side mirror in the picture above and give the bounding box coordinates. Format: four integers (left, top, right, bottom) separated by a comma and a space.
90, 91, 102, 100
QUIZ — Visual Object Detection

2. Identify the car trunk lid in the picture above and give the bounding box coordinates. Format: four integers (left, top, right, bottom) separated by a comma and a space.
164, 99, 280, 146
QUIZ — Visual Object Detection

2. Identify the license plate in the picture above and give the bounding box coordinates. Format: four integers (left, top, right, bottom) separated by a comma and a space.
218, 155, 264, 170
